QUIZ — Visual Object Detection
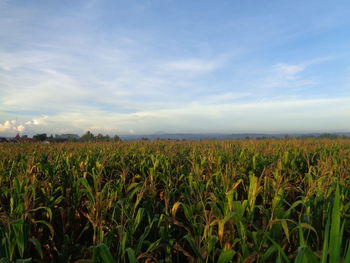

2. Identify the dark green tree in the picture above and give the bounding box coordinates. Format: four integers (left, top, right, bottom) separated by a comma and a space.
33, 133, 47, 141
80, 131, 95, 141
113, 135, 121, 141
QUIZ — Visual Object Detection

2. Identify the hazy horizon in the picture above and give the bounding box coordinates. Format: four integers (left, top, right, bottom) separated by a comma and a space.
1, 0, 350, 137
2, 129, 350, 138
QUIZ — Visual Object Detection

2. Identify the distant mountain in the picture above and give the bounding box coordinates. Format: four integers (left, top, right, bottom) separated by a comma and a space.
153, 131, 167, 135
119, 132, 350, 141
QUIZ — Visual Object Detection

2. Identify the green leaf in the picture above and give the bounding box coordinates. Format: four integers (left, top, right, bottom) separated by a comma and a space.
281, 219, 290, 243
298, 224, 305, 247
217, 249, 235, 263
295, 246, 319, 263
343, 241, 350, 263
265, 234, 290, 263
320, 209, 331, 263
206, 235, 217, 255
15, 259, 32, 263
145, 238, 161, 253
11, 219, 25, 258
184, 235, 204, 263
132, 208, 145, 233
126, 248, 139, 263
93, 244, 115, 263
330, 184, 341, 263
261, 246, 276, 261
136, 220, 154, 253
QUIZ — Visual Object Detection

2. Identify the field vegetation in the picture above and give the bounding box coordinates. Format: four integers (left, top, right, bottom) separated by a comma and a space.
0, 139, 350, 262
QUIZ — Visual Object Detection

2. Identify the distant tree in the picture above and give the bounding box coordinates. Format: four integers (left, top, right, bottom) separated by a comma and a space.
319, 133, 340, 139
22, 135, 28, 139
95, 133, 113, 141
141, 137, 149, 141
80, 131, 95, 141
113, 135, 121, 141
33, 133, 47, 141
96, 133, 104, 141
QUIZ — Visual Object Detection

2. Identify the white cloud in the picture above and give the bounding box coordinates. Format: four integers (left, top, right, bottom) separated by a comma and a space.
17, 125, 25, 132
192, 92, 251, 105
2, 96, 349, 136
273, 63, 305, 80
163, 58, 220, 73
0, 45, 228, 115
25, 96, 348, 135
274, 64, 304, 75
0, 119, 24, 133
0, 116, 51, 136
25, 115, 48, 126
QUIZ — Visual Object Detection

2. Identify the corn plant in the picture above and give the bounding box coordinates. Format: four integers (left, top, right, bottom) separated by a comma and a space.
0, 139, 349, 262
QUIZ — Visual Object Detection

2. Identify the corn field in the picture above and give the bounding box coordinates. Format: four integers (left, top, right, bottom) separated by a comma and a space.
0, 139, 350, 263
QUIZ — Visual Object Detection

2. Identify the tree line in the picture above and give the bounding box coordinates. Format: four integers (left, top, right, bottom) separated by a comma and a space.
30, 131, 121, 142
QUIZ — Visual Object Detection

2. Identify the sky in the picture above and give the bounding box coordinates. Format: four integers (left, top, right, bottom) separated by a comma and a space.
1, 0, 350, 136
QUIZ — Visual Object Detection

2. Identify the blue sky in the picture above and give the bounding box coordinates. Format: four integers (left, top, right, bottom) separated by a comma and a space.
1, 0, 350, 136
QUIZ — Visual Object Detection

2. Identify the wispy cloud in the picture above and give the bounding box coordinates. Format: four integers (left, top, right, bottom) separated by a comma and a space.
10, 96, 345, 135
163, 58, 221, 73
274, 64, 305, 79
192, 92, 251, 105
25, 115, 48, 126
0, 40, 227, 115
1, 1, 350, 135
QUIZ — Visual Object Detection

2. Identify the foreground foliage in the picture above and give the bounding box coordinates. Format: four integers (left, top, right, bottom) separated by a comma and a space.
0, 139, 350, 262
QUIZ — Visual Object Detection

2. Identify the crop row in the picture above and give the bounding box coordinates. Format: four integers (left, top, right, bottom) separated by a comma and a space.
0, 139, 350, 262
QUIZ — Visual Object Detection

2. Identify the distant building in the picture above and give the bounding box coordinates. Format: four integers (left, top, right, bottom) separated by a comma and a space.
14, 134, 35, 142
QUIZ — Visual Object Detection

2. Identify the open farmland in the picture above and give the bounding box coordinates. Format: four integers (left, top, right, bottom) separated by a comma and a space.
0, 139, 350, 262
